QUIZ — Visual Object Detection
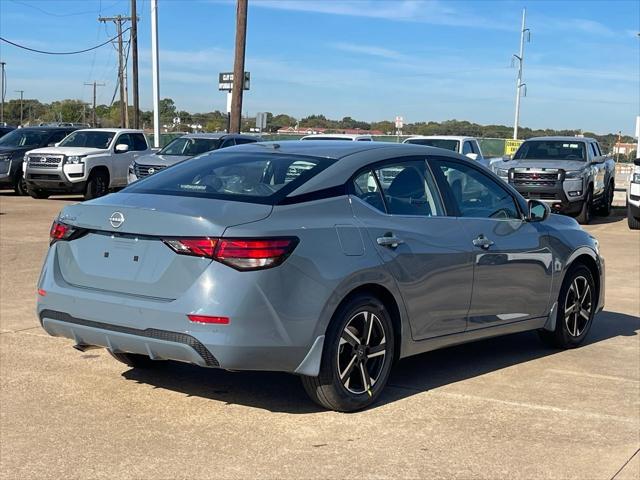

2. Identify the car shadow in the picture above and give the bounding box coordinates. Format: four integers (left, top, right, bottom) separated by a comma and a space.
588, 207, 626, 225
121, 310, 639, 414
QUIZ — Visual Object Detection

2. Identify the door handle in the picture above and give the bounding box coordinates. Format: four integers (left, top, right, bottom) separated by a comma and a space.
473, 234, 494, 250
377, 233, 404, 248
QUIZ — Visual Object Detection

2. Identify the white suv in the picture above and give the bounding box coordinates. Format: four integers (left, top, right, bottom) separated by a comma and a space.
24, 128, 150, 200
627, 158, 640, 229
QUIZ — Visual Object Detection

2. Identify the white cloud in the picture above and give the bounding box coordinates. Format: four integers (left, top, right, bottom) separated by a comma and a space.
329, 42, 408, 60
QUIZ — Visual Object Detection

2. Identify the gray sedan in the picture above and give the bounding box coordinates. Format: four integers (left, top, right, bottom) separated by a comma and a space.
37, 141, 604, 411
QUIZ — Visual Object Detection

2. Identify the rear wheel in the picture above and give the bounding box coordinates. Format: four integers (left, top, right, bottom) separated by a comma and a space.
538, 264, 596, 349
575, 188, 592, 225
28, 187, 50, 199
301, 294, 395, 412
108, 351, 164, 368
85, 169, 109, 200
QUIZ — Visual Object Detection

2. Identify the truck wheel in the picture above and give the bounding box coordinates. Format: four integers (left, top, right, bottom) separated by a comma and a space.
595, 182, 613, 216
576, 188, 592, 225
13, 172, 28, 196
628, 205, 640, 230
28, 187, 50, 199
85, 170, 109, 200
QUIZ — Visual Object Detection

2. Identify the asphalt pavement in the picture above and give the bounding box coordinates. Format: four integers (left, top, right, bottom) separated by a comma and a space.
0, 193, 638, 479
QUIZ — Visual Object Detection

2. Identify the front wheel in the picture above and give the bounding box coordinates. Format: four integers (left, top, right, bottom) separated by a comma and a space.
84, 170, 109, 200
628, 205, 640, 230
301, 294, 395, 412
13, 172, 28, 196
575, 189, 592, 225
538, 264, 596, 349
595, 183, 614, 216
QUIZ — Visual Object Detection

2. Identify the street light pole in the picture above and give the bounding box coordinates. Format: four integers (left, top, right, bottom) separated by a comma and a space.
151, 0, 161, 147
512, 8, 530, 140
230, 0, 248, 133
0, 62, 5, 124
15, 89, 24, 125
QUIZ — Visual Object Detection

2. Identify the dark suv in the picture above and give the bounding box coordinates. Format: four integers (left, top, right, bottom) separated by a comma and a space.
0, 127, 77, 195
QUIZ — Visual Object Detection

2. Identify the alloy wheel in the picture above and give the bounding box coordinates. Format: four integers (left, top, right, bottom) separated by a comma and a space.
337, 311, 387, 395
564, 275, 592, 337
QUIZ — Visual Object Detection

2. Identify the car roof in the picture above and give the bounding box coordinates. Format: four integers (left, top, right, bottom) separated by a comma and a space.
73, 128, 145, 134
300, 133, 372, 140
404, 135, 474, 142
13, 126, 76, 131
232, 140, 390, 159
526, 136, 596, 142
179, 132, 258, 140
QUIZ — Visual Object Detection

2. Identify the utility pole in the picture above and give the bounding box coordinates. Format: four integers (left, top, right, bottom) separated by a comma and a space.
99, 14, 132, 128
512, 8, 530, 140
0, 62, 5, 124
84, 81, 105, 127
150, 0, 160, 147
131, 0, 140, 129
15, 89, 24, 125
230, 0, 248, 133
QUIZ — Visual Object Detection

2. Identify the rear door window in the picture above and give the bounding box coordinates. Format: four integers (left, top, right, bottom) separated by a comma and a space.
131, 133, 148, 151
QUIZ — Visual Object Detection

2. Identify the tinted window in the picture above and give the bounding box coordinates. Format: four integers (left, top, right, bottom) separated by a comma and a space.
462, 141, 474, 155
125, 151, 334, 204
432, 159, 519, 219
514, 140, 586, 161
59, 131, 115, 149
115, 134, 133, 149
219, 138, 236, 148
353, 160, 443, 216
234, 137, 258, 145
353, 171, 385, 212
404, 138, 459, 152
131, 133, 148, 151
595, 143, 603, 156
0, 129, 50, 148
48, 130, 72, 144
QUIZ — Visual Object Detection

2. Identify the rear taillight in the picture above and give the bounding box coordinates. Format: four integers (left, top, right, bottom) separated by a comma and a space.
163, 237, 298, 271
49, 220, 79, 244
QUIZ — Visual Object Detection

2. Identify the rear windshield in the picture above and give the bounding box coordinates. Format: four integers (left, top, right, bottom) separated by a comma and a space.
59, 131, 115, 149
124, 151, 335, 204
514, 141, 587, 161
405, 139, 459, 152
159, 137, 220, 156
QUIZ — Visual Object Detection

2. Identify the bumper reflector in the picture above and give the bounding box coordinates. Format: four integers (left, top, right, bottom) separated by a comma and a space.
37, 289, 47, 297
187, 314, 230, 325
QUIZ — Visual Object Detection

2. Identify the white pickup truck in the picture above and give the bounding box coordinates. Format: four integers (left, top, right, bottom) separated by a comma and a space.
24, 128, 150, 200
628, 158, 640, 229
403, 135, 490, 166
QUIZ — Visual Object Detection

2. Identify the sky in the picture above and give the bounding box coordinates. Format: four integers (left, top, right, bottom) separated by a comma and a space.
0, 0, 638, 134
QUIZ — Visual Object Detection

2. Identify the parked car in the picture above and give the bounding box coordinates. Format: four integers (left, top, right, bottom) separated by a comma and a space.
627, 157, 640, 229
491, 136, 616, 224
300, 133, 373, 141
0, 126, 77, 195
403, 135, 488, 165
37, 142, 604, 412
128, 133, 259, 183
24, 128, 150, 200
0, 125, 16, 138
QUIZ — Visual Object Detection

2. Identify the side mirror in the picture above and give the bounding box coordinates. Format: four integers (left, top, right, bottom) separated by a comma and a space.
465, 153, 479, 161
502, 154, 512, 161
115, 144, 129, 153
527, 199, 550, 222
634, 158, 640, 166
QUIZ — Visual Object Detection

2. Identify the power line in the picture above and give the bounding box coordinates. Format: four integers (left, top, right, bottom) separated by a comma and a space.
0, 28, 131, 55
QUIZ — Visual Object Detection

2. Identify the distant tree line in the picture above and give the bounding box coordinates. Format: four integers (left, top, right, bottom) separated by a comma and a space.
1, 97, 635, 157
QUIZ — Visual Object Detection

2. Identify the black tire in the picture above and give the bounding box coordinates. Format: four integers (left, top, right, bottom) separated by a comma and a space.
595, 182, 613, 216
538, 264, 596, 349
13, 172, 28, 196
27, 187, 50, 199
108, 351, 163, 368
575, 188, 592, 225
84, 169, 109, 200
628, 205, 640, 230
301, 294, 395, 412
